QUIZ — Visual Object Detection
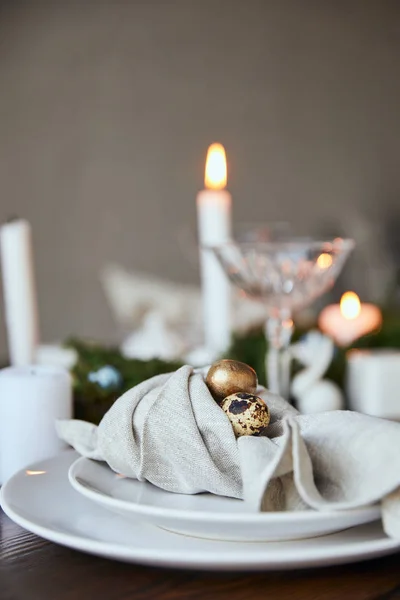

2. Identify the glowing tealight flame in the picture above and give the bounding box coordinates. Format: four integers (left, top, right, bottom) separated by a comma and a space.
340, 292, 361, 320
283, 318, 294, 329
317, 253, 333, 269
26, 470, 46, 476
204, 143, 227, 190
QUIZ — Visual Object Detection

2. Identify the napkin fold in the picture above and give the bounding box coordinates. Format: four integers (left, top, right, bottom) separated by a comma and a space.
57, 365, 400, 538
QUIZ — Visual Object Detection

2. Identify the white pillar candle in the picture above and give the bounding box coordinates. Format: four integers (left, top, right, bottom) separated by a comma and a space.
197, 143, 232, 355
0, 365, 72, 484
0, 219, 40, 365
318, 291, 382, 347
346, 349, 400, 420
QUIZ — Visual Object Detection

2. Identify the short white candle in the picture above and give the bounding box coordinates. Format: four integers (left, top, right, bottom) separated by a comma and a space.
347, 349, 400, 419
318, 291, 382, 347
0, 219, 40, 365
197, 143, 232, 355
0, 365, 72, 484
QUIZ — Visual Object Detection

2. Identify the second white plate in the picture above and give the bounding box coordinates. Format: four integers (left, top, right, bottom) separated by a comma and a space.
69, 456, 381, 542
2, 451, 399, 571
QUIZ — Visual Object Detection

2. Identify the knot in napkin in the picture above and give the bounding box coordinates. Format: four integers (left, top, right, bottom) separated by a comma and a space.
57, 365, 400, 538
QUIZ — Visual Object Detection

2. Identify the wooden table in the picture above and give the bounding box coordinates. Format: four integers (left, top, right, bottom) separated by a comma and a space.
2, 510, 400, 600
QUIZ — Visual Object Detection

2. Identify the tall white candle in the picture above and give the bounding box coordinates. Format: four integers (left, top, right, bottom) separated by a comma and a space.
0, 219, 40, 365
197, 143, 232, 355
0, 365, 72, 484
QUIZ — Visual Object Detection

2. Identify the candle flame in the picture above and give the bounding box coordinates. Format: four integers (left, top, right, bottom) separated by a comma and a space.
317, 253, 333, 269
340, 292, 361, 320
204, 143, 227, 190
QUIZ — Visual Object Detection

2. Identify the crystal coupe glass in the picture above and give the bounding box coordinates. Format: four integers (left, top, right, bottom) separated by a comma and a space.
209, 237, 355, 400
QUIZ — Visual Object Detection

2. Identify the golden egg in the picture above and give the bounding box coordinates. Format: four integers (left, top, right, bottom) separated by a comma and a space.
206, 359, 258, 403
221, 392, 270, 437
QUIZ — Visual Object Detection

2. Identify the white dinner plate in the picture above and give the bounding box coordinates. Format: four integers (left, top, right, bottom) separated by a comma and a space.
69, 455, 381, 542
1, 452, 399, 571
1, 451, 400, 571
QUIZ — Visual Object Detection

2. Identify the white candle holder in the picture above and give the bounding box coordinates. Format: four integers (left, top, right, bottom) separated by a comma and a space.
0, 365, 72, 484
346, 349, 400, 420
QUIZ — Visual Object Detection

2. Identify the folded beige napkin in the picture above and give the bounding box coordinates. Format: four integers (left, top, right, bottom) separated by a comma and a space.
57, 365, 400, 538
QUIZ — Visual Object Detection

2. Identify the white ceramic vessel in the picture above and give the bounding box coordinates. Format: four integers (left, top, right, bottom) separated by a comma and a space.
1, 452, 399, 571
68, 455, 382, 542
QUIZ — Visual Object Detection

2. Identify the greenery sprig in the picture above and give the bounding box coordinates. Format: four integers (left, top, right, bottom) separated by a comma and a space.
66, 309, 400, 423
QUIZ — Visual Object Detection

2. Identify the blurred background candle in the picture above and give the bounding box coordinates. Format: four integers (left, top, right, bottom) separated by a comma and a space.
318, 291, 382, 347
0, 219, 40, 366
0, 365, 72, 484
196, 143, 232, 356
347, 350, 400, 419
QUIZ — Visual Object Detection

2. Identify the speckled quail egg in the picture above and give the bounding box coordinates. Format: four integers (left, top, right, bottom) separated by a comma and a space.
221, 392, 270, 437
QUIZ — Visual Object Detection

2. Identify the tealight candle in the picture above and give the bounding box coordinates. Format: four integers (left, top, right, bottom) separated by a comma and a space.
318, 291, 382, 347
0, 365, 72, 484
197, 143, 232, 355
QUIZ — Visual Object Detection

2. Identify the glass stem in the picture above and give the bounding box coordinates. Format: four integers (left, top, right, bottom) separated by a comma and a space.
265, 312, 294, 401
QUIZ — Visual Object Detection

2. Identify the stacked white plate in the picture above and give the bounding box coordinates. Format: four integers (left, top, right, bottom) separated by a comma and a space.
1, 451, 399, 571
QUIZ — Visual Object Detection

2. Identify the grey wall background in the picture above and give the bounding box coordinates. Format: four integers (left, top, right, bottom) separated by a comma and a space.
0, 0, 399, 356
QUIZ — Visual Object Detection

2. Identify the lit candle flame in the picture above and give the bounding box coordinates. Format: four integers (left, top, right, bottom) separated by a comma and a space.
317, 253, 333, 269
204, 143, 227, 190
283, 318, 293, 329
340, 292, 361, 320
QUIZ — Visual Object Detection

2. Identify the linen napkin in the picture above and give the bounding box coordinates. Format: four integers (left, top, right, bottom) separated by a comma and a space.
57, 364, 400, 538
